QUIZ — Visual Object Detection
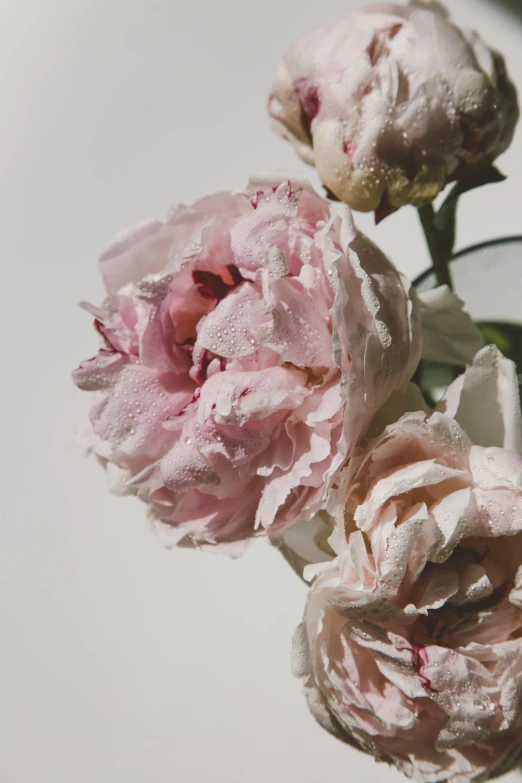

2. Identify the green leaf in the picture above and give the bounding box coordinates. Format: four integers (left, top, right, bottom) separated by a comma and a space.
417, 360, 457, 406
478, 321, 522, 375
478, 323, 513, 357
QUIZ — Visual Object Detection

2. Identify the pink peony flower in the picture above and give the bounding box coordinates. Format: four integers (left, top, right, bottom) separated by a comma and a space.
294, 346, 522, 782
73, 178, 420, 550
268, 1, 518, 213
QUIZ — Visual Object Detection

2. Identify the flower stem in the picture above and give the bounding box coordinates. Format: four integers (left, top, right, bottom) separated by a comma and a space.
417, 204, 453, 290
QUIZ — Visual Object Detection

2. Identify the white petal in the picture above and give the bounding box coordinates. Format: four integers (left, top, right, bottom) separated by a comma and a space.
438, 345, 522, 454
418, 286, 484, 366
279, 511, 335, 579
367, 383, 431, 439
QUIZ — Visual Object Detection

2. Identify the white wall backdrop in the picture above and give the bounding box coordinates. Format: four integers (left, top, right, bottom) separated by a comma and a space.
1, 1, 522, 781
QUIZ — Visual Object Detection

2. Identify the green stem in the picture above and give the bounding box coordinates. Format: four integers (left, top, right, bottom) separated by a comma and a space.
417, 204, 454, 290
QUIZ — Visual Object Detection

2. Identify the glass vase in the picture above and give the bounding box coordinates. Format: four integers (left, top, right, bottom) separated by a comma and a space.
414, 235, 522, 402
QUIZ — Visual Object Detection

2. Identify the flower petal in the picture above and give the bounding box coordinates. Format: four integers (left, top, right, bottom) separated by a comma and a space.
438, 345, 522, 454
417, 286, 484, 366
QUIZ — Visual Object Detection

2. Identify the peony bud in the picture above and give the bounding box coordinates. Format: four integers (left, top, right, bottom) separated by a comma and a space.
269, 2, 518, 214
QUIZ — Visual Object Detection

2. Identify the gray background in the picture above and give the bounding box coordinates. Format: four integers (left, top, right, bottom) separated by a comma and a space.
1, 1, 522, 781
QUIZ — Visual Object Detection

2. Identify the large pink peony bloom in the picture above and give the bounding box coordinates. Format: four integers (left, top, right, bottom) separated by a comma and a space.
269, 1, 518, 213
294, 346, 522, 782
73, 179, 420, 550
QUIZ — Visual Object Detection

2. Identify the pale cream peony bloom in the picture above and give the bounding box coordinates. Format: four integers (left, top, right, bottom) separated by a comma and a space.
294, 347, 522, 782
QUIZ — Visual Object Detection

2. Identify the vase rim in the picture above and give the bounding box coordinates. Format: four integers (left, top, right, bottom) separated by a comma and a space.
413, 234, 522, 288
